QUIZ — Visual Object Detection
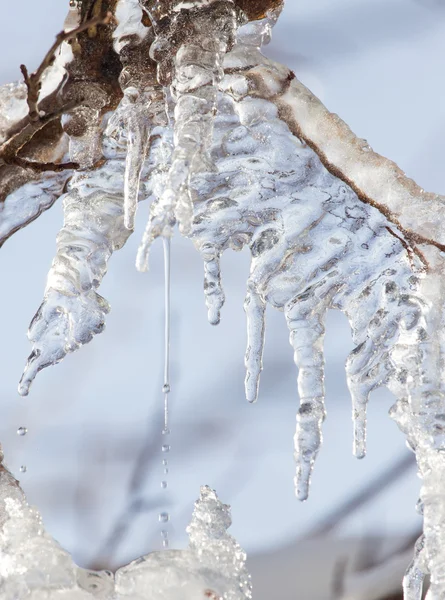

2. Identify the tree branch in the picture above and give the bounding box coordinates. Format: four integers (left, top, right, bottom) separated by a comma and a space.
20, 12, 114, 122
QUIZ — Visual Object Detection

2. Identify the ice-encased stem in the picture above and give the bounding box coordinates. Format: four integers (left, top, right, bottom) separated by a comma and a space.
244, 284, 266, 403
19, 165, 131, 396
285, 299, 327, 501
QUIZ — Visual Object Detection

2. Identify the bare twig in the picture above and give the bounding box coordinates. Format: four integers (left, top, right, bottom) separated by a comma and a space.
0, 100, 80, 161
20, 12, 114, 122
13, 157, 79, 173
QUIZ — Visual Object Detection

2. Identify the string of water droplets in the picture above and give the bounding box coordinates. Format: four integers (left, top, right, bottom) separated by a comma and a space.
17, 426, 27, 474
159, 235, 171, 548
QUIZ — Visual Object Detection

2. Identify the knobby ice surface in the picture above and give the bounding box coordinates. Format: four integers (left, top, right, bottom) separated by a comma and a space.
0, 459, 251, 600
1, 0, 445, 598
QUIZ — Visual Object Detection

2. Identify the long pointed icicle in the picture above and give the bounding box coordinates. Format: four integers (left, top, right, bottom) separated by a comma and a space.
122, 89, 150, 230
244, 283, 266, 403
346, 339, 376, 459
285, 299, 327, 501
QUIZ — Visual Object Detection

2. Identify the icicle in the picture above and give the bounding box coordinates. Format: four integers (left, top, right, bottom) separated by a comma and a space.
244, 283, 266, 403
121, 88, 150, 230
285, 299, 327, 501
0, 457, 250, 598
201, 243, 225, 325
403, 535, 427, 600
346, 341, 372, 458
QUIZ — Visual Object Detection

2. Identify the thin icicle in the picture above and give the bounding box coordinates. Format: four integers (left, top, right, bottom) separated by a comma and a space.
285, 299, 327, 501
244, 283, 266, 404
122, 88, 150, 230
201, 243, 225, 325
403, 535, 427, 600
162, 235, 171, 434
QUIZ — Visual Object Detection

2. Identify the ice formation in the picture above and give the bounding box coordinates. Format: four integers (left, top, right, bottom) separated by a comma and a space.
1, 0, 445, 597
0, 458, 251, 600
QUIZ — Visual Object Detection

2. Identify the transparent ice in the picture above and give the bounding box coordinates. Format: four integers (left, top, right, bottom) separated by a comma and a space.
0, 459, 251, 600
1, 0, 445, 597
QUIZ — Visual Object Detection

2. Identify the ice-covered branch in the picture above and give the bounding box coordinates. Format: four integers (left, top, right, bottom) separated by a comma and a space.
0, 452, 251, 599
3, 1, 445, 597
18, 153, 132, 396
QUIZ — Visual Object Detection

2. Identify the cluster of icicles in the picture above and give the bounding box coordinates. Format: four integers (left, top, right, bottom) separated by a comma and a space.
7, 1, 445, 597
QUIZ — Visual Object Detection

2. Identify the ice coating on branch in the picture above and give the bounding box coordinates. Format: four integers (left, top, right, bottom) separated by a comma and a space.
182, 14, 427, 500
0, 83, 28, 144
0, 173, 70, 247
186, 485, 252, 599
143, 0, 238, 235
116, 486, 251, 600
0, 461, 250, 600
18, 153, 132, 396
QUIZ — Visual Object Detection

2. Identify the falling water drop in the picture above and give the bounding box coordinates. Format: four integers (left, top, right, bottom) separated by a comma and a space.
161, 444, 170, 453
158, 512, 169, 523
162, 459, 168, 466
17, 427, 27, 436
161, 480, 167, 489
19, 465, 27, 473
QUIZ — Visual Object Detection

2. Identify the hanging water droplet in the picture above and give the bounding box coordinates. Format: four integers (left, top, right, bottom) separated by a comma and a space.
161, 480, 167, 489
17, 427, 27, 436
162, 384, 171, 394
158, 512, 169, 523
162, 444, 170, 452
20, 465, 27, 473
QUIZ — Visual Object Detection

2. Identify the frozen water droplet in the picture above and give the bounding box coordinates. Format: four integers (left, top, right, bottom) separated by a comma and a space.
19, 465, 27, 473
159, 512, 169, 523
17, 427, 27, 436
161, 480, 167, 489
162, 444, 170, 453
162, 384, 171, 394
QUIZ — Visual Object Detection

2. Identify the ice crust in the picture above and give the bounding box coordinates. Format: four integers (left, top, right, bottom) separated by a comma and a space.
3, 1, 445, 597
0, 462, 251, 600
